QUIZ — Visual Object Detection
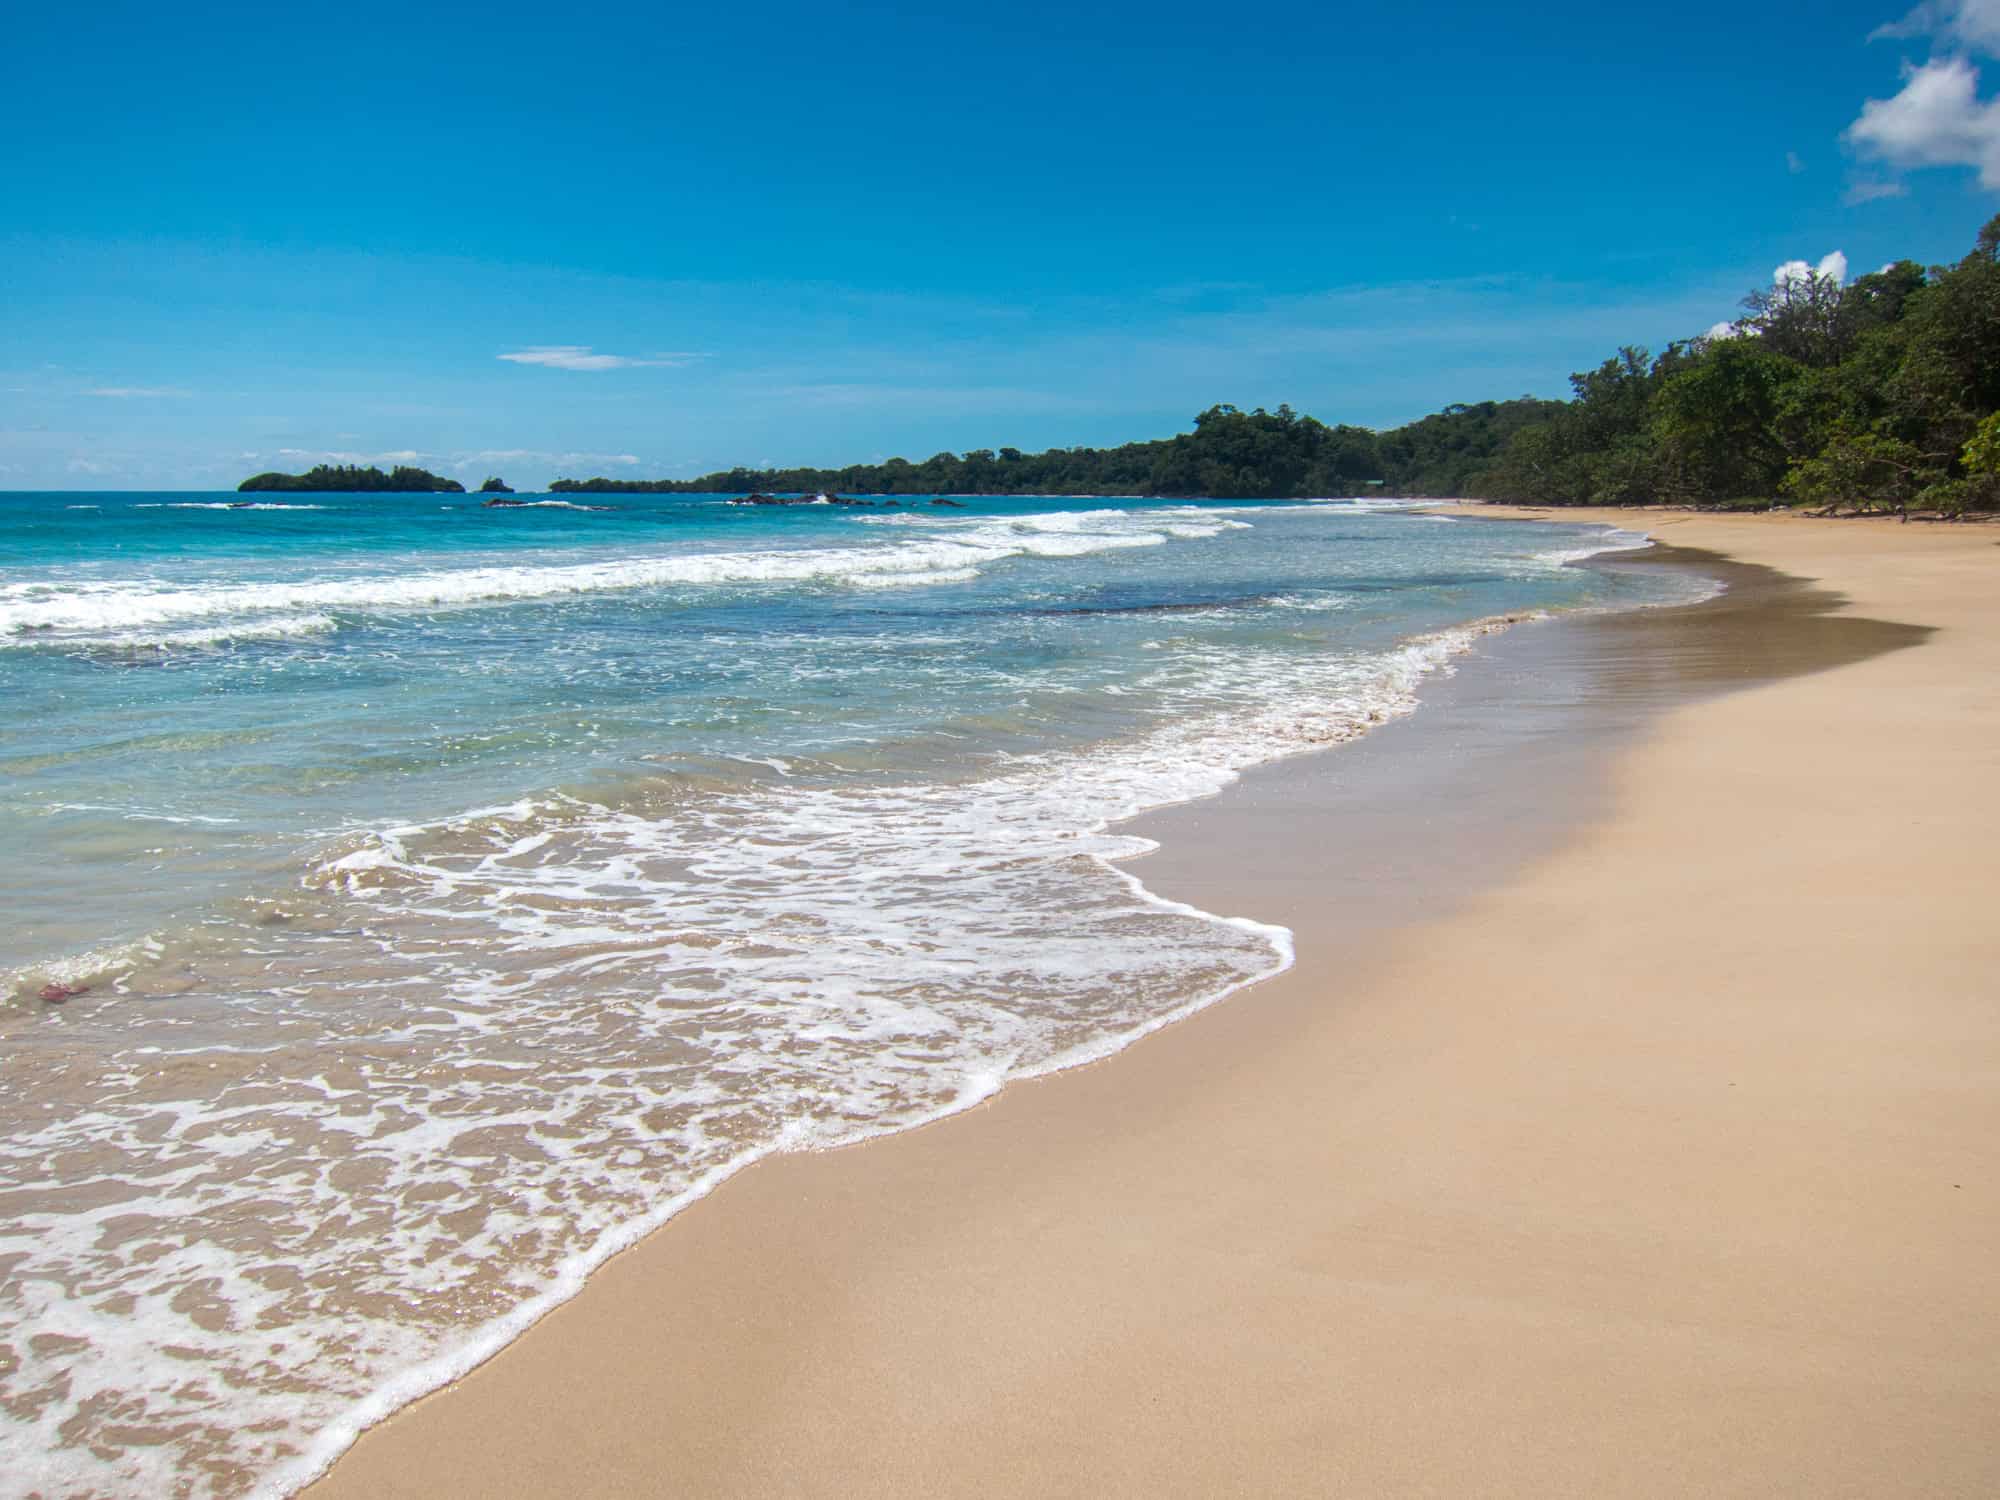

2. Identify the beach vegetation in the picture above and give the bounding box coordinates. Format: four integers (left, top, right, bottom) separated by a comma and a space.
1782, 432, 1938, 517
1471, 216, 2000, 515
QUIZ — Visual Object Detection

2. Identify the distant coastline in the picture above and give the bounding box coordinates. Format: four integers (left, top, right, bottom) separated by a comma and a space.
540, 217, 2000, 518
545, 401, 1543, 501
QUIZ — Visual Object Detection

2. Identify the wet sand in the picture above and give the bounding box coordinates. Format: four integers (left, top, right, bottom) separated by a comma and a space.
309, 509, 2000, 1498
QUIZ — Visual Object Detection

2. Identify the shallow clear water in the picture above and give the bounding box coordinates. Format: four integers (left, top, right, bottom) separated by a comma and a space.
0, 491, 1699, 1497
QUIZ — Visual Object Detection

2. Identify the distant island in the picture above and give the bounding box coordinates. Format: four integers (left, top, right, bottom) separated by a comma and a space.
239, 464, 465, 493
546, 215, 2000, 518
478, 476, 514, 494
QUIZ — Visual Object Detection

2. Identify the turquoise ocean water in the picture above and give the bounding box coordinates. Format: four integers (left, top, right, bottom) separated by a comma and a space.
0, 492, 1699, 1496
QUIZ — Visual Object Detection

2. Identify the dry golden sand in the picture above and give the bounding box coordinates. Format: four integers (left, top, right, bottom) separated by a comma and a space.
310, 510, 1999, 1498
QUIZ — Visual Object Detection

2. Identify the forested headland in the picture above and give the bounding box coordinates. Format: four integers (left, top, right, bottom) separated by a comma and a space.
552, 216, 2000, 515
549, 400, 1557, 502
239, 464, 465, 493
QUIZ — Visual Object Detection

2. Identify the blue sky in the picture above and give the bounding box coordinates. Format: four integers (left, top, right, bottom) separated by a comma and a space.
5, 0, 2000, 489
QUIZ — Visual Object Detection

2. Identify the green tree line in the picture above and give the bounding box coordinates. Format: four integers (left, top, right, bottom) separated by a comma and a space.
1475, 216, 2000, 515
550, 398, 1561, 501
544, 215, 1999, 515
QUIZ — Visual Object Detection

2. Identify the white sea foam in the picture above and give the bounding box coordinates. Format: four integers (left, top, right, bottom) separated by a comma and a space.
87, 613, 341, 651
0, 601, 1522, 1499
1532, 528, 1652, 567
0, 506, 1241, 647
165, 502, 329, 511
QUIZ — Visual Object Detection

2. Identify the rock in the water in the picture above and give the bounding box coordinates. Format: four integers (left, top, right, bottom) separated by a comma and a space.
39, 982, 86, 1004
930, 497, 966, 507
482, 498, 528, 508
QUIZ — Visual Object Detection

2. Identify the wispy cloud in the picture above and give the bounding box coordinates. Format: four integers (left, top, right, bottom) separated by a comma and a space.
1871, 2, 1942, 41
272, 447, 439, 466
1870, 0, 2000, 51
1844, 177, 1911, 202
448, 449, 643, 469
276, 447, 368, 463
83, 386, 193, 399
1787, 150, 1807, 173
496, 346, 705, 371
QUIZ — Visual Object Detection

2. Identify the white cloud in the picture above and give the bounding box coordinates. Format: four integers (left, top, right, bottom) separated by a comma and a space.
497, 346, 702, 371
1845, 177, 1911, 202
1705, 320, 1744, 340
83, 386, 192, 398
1772, 250, 1849, 288
1787, 150, 1807, 172
1957, 0, 2000, 47
274, 447, 437, 466
1870, 0, 2000, 51
1847, 56, 2000, 185
453, 449, 543, 464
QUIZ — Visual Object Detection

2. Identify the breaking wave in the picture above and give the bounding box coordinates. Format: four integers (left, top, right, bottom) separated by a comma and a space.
0, 507, 1243, 648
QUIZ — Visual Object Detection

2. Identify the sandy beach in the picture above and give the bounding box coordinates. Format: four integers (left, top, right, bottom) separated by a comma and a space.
309, 509, 1999, 1498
